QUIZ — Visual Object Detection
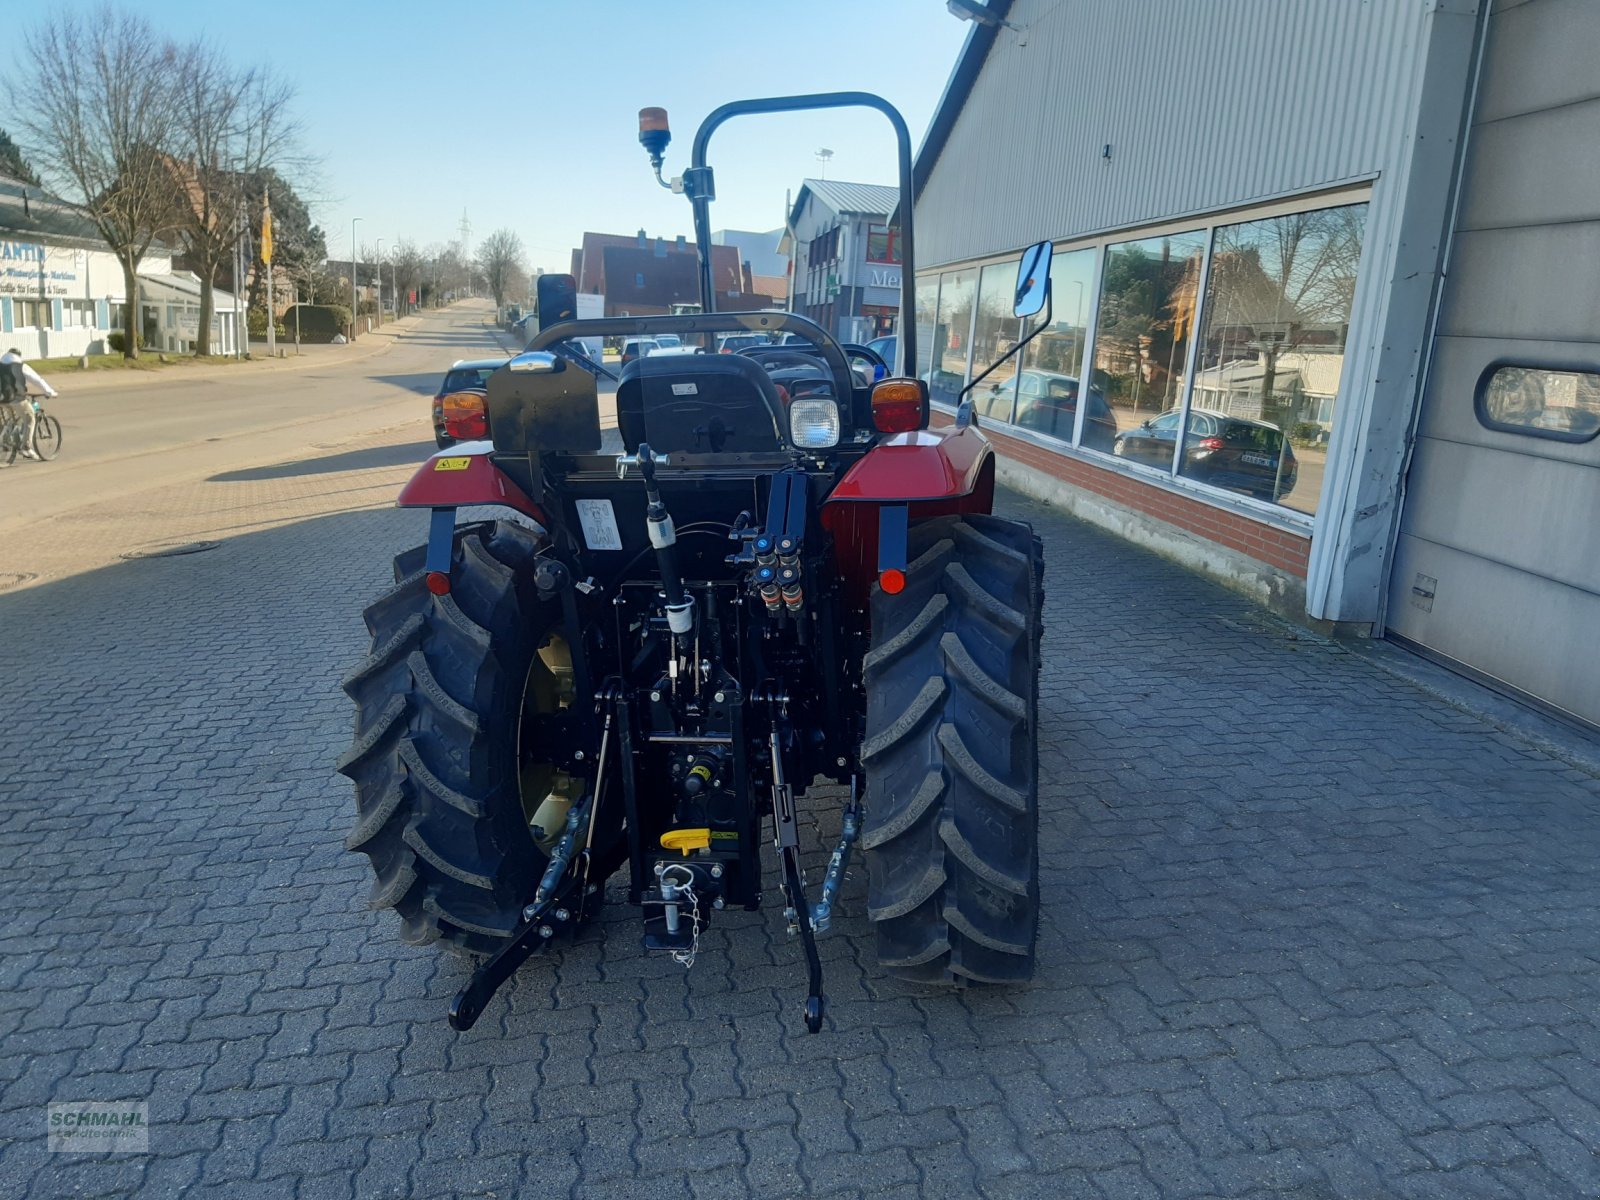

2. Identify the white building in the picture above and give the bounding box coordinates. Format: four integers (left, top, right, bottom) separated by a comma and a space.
914, 0, 1600, 729
0, 175, 239, 357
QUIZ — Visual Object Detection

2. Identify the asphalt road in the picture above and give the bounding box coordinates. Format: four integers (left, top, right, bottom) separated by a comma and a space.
3, 316, 1600, 1198
0, 301, 507, 552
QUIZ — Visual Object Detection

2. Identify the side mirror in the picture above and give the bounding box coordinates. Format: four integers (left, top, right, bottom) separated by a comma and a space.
1013, 240, 1052, 318
536, 273, 578, 332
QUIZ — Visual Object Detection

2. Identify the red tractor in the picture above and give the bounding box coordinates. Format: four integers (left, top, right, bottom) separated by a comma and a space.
339, 93, 1050, 1033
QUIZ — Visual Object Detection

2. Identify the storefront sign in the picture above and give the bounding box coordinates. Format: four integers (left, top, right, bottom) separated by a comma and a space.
0, 242, 82, 297
869, 269, 901, 289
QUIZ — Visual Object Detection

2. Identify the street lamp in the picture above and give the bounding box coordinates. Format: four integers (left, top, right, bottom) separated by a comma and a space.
350, 217, 362, 340
375, 238, 385, 329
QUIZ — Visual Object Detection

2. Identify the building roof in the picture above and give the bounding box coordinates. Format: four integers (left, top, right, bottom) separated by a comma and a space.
577, 231, 743, 302
789, 180, 900, 226
0, 175, 109, 250
139, 271, 238, 309
910, 0, 1015, 201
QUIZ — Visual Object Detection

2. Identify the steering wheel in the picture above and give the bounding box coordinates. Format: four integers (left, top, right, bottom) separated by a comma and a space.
749, 350, 831, 374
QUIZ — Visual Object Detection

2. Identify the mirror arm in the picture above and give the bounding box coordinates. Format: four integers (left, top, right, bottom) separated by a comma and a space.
957, 282, 1052, 406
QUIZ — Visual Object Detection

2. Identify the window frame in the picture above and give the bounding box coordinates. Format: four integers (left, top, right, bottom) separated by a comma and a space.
1473, 359, 1600, 445
865, 223, 902, 265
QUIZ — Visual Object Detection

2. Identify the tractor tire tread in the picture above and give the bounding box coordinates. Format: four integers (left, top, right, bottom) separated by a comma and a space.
862, 513, 1042, 987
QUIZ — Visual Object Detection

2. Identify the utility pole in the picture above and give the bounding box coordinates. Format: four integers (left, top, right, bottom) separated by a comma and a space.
458, 209, 472, 296
350, 217, 362, 339
375, 238, 385, 328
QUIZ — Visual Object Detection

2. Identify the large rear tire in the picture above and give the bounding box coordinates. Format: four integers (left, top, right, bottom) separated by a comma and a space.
338, 520, 560, 955
861, 513, 1043, 985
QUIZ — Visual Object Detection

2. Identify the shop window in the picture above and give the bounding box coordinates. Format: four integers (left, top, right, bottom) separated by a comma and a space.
1179, 203, 1367, 514
62, 300, 94, 328
969, 260, 1025, 424
927, 267, 976, 408
1477, 364, 1600, 443
13, 299, 51, 329
866, 224, 902, 264
1093, 229, 1208, 475
1013, 247, 1099, 445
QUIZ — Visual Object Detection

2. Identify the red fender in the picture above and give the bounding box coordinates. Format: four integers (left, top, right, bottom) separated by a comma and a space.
828, 424, 994, 503
821, 424, 997, 602
396, 440, 547, 524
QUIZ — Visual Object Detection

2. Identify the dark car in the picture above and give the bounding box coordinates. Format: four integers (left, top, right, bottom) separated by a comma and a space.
1114, 407, 1298, 501
865, 334, 897, 378
431, 357, 508, 447
973, 370, 1119, 452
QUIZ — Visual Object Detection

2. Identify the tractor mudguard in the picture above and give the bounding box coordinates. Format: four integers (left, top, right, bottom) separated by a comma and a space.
821, 425, 996, 599
828, 425, 993, 504
396, 440, 547, 524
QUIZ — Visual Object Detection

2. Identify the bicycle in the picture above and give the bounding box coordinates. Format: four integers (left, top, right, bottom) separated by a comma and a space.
0, 394, 61, 465
28, 395, 62, 461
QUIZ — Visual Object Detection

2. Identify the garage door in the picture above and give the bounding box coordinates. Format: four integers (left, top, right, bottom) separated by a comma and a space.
1387, 0, 1600, 729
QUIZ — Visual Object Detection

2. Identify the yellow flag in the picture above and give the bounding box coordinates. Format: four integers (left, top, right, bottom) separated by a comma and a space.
260, 197, 273, 265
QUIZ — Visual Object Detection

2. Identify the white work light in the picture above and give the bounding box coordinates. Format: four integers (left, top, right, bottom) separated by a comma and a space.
789, 398, 841, 449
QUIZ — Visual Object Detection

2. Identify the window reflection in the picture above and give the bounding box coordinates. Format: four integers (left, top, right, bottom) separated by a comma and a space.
1183, 204, 1367, 514
914, 273, 940, 383
927, 267, 975, 407
969, 260, 1023, 424
1015, 247, 1099, 445
1479, 365, 1600, 442
1095, 230, 1207, 475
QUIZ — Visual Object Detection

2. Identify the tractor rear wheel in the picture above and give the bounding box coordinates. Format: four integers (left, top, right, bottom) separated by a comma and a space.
338, 520, 572, 955
861, 513, 1043, 985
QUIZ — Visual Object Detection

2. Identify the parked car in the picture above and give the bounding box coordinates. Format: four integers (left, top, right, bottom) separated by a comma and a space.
865, 335, 897, 378
432, 357, 508, 447
1114, 407, 1298, 501
974, 370, 1118, 451
717, 333, 769, 354
620, 338, 661, 367
653, 334, 683, 348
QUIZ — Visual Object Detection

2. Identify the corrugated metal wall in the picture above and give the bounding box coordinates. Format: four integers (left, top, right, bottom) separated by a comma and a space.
917, 0, 1431, 265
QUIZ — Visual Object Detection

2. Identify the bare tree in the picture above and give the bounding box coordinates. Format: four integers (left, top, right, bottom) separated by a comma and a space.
7, 10, 179, 358
475, 229, 526, 312
167, 40, 298, 354
388, 239, 426, 316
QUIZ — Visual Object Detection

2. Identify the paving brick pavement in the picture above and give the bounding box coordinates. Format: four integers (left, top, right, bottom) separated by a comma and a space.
3, 445, 1600, 1198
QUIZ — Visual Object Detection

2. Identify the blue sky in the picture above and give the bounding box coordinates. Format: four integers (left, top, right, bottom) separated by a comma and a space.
69, 0, 972, 273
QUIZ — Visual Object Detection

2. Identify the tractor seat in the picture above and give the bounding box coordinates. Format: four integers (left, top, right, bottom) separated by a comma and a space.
616, 354, 786, 454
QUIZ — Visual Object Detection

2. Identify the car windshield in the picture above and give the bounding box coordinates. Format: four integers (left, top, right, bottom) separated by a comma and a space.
442, 367, 496, 392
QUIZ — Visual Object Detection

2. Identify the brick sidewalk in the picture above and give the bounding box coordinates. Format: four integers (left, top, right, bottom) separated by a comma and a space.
2, 443, 1599, 1198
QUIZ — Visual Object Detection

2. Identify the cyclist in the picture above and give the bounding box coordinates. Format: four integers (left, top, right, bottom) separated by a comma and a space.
0, 348, 56, 460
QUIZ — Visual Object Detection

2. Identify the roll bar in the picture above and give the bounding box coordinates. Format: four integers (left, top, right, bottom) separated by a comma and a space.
683, 92, 917, 379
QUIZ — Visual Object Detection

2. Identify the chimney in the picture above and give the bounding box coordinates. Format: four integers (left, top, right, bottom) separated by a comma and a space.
636, 228, 647, 248
654, 237, 665, 258
675, 235, 686, 252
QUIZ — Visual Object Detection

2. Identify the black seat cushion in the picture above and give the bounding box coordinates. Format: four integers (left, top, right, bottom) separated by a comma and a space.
616, 354, 785, 454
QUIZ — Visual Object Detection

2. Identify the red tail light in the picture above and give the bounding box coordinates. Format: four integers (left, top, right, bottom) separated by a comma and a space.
870, 378, 928, 434
441, 392, 488, 441
1197, 436, 1224, 451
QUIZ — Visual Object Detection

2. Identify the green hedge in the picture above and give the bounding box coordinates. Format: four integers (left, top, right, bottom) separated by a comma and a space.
282, 304, 352, 342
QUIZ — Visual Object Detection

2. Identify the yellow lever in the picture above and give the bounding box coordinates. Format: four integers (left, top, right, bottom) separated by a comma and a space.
660, 828, 711, 857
